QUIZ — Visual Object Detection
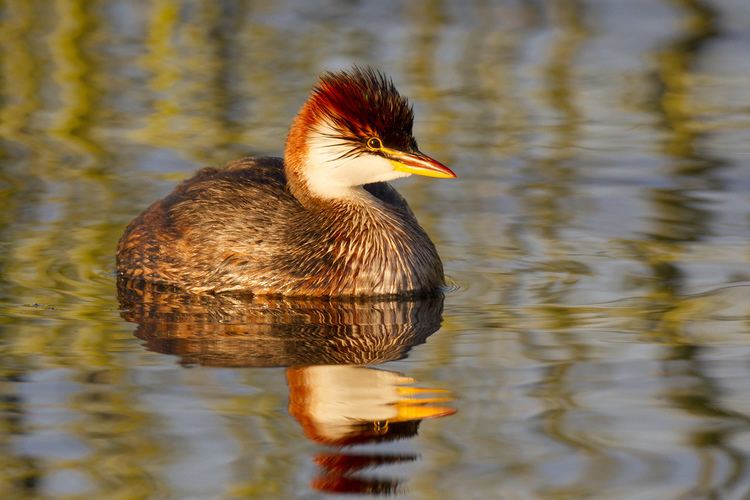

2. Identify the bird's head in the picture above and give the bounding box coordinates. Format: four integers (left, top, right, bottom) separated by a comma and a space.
285, 67, 456, 202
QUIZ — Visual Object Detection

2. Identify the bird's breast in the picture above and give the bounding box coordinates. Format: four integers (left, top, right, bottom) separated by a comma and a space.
281, 207, 443, 297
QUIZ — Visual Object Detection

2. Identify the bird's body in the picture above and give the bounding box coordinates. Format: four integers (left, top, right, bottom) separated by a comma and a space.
117, 68, 455, 297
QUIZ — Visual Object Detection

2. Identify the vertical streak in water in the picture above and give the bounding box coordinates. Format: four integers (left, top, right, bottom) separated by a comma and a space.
0, 0, 48, 456
402, 0, 453, 214
132, 1, 247, 163
640, 0, 720, 315
131, 0, 181, 153
1, 7, 166, 496
517, 2, 616, 497
523, 0, 588, 247
65, 368, 166, 498
646, 0, 723, 245
397, 0, 460, 377
0, 0, 41, 147
517, 0, 590, 304
43, 0, 122, 313
0, 0, 45, 299
643, 1, 749, 495
1, 3, 103, 298
168, 2, 225, 160
49, 0, 103, 162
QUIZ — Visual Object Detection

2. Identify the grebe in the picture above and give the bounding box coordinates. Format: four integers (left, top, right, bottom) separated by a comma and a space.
116, 67, 456, 297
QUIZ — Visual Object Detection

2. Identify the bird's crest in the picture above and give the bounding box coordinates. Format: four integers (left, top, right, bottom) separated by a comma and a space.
307, 67, 416, 152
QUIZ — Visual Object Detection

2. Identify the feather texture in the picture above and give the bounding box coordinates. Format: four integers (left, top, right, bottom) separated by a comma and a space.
116, 157, 443, 296
116, 68, 446, 297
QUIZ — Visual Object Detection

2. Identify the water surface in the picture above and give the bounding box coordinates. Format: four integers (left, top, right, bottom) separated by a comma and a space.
1, 0, 750, 498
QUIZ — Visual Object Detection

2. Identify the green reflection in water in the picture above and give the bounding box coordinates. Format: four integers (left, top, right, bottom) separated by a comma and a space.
0, 0, 749, 498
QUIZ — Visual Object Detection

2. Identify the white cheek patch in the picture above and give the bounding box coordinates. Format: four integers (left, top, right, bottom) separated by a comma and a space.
303, 122, 411, 199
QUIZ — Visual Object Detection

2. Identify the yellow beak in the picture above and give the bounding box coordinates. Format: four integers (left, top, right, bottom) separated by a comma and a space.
385, 147, 457, 179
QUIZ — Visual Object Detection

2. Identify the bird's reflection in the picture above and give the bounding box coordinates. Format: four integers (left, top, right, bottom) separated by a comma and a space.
288, 365, 455, 494
118, 279, 455, 495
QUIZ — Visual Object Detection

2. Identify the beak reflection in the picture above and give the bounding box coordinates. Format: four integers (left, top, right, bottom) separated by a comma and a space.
287, 365, 456, 495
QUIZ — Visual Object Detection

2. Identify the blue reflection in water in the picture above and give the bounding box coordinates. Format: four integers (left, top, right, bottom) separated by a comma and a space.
118, 281, 455, 495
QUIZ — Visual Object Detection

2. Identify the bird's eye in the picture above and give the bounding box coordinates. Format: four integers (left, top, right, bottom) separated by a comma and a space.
366, 137, 383, 150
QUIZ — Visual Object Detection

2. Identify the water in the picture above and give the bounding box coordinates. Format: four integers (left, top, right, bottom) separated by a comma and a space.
1, 0, 750, 497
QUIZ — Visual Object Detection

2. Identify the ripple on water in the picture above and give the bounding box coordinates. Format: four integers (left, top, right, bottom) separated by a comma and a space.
1, 0, 750, 497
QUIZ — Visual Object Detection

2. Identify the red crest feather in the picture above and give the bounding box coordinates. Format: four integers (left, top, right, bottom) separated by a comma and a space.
307, 67, 416, 151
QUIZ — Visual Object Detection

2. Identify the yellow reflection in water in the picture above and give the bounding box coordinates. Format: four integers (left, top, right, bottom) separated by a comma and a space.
0, 0, 40, 142
119, 282, 455, 496
49, 0, 103, 160
0, 0, 748, 498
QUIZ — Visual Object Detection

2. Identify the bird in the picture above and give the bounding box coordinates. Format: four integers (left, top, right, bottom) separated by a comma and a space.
116, 67, 456, 297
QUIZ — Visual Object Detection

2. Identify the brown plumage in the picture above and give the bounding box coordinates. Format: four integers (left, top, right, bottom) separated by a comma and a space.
116, 67, 456, 297
117, 279, 444, 367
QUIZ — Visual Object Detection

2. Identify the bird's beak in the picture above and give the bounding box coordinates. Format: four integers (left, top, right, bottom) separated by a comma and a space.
385, 148, 457, 179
